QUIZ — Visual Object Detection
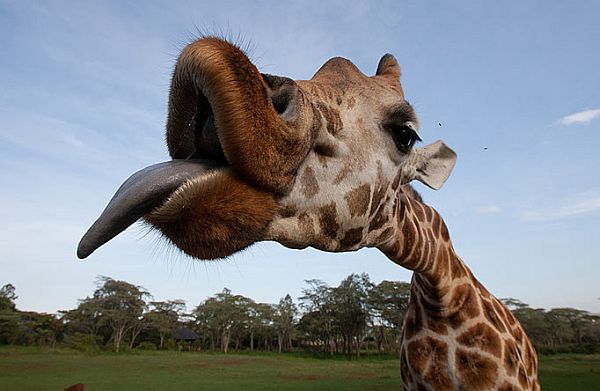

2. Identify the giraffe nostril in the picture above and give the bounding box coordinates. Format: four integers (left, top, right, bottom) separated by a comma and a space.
261, 73, 298, 120
271, 91, 292, 115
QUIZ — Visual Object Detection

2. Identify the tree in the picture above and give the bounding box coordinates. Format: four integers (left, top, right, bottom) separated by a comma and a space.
194, 289, 251, 353
93, 276, 149, 352
251, 302, 275, 351
300, 280, 336, 354
368, 280, 411, 353
146, 300, 186, 349
273, 294, 297, 353
0, 284, 17, 311
502, 299, 600, 351
246, 301, 263, 351
332, 273, 372, 357
501, 298, 529, 311
128, 313, 149, 350
548, 308, 594, 345
61, 296, 104, 339
0, 284, 19, 344
18, 311, 63, 347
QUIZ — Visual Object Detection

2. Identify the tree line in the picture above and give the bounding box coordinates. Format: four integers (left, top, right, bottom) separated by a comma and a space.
0, 275, 599, 355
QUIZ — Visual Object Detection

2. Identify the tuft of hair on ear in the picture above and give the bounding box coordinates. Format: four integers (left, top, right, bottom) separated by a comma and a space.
376, 53, 401, 80
192, 25, 257, 60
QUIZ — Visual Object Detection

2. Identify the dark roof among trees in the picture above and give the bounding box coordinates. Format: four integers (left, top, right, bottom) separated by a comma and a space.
174, 328, 200, 341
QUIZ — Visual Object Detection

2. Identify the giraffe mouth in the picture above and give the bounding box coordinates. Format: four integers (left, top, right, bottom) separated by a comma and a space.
77, 70, 275, 260
182, 92, 229, 165
77, 89, 247, 259
78, 37, 303, 260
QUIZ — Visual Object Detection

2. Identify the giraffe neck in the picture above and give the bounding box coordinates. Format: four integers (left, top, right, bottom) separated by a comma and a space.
381, 193, 541, 390
380, 192, 476, 317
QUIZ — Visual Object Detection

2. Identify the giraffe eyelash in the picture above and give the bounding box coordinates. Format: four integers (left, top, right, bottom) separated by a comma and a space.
382, 102, 421, 153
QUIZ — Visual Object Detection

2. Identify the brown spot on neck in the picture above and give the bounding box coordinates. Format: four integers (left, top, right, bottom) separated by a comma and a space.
412, 201, 426, 222
279, 204, 298, 218
424, 205, 433, 222
334, 163, 352, 184
318, 202, 339, 239
403, 294, 424, 340
369, 202, 390, 231
438, 284, 481, 328
456, 322, 502, 357
426, 316, 449, 336
375, 226, 394, 243
518, 366, 529, 388
504, 339, 519, 376
407, 336, 452, 391
344, 184, 371, 217
340, 227, 364, 248
455, 348, 499, 390
313, 143, 336, 158
300, 166, 319, 198
346, 96, 355, 109
407, 336, 448, 374
482, 299, 507, 333
297, 212, 315, 237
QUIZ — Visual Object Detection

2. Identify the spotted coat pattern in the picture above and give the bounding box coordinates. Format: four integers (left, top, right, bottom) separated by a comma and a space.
382, 192, 541, 391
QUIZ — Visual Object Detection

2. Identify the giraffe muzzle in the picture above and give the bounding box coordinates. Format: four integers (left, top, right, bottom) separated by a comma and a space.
77, 37, 308, 260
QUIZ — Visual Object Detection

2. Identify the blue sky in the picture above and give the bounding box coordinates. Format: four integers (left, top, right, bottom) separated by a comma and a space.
1, 1, 599, 314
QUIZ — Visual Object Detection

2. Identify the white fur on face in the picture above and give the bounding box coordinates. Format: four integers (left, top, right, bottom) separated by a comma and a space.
265, 77, 412, 252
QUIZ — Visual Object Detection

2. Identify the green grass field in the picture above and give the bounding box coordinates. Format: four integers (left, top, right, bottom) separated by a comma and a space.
0, 347, 598, 390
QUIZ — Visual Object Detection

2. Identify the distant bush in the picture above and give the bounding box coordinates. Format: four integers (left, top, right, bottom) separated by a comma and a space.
67, 333, 101, 354
536, 343, 600, 355
136, 341, 157, 351
192, 339, 203, 351
166, 338, 177, 350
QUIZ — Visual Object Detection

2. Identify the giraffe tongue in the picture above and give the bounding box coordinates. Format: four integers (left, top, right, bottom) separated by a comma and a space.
77, 159, 220, 259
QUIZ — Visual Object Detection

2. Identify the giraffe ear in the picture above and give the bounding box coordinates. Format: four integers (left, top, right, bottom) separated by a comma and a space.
376, 54, 401, 80
408, 140, 457, 190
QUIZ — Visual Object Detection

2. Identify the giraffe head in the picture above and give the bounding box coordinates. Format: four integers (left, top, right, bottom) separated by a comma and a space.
78, 37, 456, 260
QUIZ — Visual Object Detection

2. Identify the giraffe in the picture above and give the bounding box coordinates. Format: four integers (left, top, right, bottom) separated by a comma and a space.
78, 37, 539, 390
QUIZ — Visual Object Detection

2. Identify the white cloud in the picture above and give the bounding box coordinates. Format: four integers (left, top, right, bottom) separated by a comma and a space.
560, 109, 600, 125
522, 194, 600, 222
474, 205, 501, 214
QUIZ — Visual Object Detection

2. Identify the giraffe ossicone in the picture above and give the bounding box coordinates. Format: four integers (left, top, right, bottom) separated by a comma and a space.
78, 37, 539, 390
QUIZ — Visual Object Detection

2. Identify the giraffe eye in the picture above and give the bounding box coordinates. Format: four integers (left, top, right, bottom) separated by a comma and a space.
387, 122, 422, 153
